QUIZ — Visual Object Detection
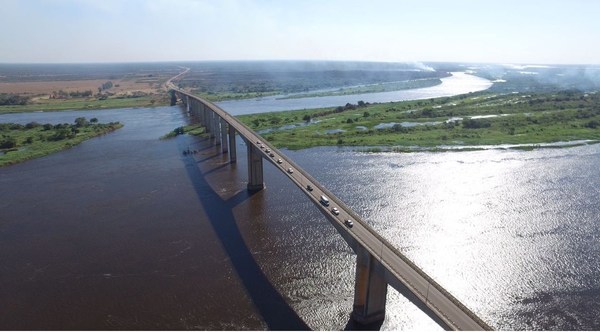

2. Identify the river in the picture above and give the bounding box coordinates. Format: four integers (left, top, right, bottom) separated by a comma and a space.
216, 72, 493, 115
1, 74, 598, 330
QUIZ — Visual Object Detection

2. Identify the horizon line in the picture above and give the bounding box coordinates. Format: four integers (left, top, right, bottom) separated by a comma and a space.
1, 59, 599, 67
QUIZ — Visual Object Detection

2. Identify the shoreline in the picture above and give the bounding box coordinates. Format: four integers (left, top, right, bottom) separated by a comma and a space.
0, 121, 123, 167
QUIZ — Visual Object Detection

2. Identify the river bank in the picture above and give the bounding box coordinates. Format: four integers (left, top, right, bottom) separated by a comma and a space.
0, 118, 122, 167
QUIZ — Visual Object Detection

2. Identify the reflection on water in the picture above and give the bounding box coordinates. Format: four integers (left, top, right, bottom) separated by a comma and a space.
2, 106, 600, 329
286, 144, 600, 330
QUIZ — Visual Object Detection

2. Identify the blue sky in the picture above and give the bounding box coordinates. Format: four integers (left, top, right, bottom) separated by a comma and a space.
1, 0, 599, 64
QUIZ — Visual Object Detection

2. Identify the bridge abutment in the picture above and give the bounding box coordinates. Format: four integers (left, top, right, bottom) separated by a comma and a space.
246, 144, 264, 191
352, 247, 388, 325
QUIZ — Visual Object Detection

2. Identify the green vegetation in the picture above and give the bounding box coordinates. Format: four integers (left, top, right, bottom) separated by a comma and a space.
193, 78, 442, 102
196, 91, 281, 102
279, 78, 442, 99
0, 118, 122, 167
160, 124, 206, 139
0, 95, 168, 114
176, 62, 449, 101
237, 90, 600, 150
0, 93, 30, 106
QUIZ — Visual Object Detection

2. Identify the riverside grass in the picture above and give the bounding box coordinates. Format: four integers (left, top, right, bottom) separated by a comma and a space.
237, 90, 600, 150
0, 120, 123, 167
0, 95, 168, 114
195, 78, 442, 102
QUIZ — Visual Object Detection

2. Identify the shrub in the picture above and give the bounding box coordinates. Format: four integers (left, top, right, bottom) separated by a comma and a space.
0, 136, 17, 149
585, 120, 600, 129
25, 122, 40, 129
462, 118, 491, 129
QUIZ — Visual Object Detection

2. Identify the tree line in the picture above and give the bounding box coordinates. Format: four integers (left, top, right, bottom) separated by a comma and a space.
0, 93, 29, 106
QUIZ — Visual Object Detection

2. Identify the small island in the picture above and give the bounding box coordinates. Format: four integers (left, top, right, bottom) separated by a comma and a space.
237, 90, 600, 151
0, 117, 123, 167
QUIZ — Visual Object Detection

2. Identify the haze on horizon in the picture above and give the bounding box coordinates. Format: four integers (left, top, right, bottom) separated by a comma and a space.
1, 0, 599, 66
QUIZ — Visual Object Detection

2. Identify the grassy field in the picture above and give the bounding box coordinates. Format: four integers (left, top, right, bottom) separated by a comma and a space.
192, 91, 281, 102
237, 90, 600, 150
191, 78, 443, 102
0, 63, 178, 113
0, 95, 169, 114
278, 78, 443, 99
175, 61, 449, 102
0, 118, 123, 167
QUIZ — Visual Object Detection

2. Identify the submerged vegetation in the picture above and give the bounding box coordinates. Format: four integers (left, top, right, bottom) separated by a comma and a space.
0, 118, 122, 166
237, 90, 600, 150
160, 124, 206, 140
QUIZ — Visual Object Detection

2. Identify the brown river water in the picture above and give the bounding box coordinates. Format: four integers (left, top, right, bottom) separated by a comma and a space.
2, 93, 600, 329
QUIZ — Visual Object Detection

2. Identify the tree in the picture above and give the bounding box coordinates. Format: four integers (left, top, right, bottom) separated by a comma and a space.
74, 117, 88, 127
586, 120, 600, 129
25, 122, 40, 129
462, 118, 491, 129
302, 114, 311, 122
0, 136, 16, 149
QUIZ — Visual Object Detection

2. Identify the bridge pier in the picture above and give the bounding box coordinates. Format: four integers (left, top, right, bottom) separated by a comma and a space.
214, 113, 222, 146
220, 118, 228, 153
228, 125, 237, 163
351, 247, 388, 325
246, 144, 264, 191
206, 110, 217, 139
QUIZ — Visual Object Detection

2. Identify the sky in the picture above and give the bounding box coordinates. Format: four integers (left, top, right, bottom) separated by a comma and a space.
1, 0, 599, 65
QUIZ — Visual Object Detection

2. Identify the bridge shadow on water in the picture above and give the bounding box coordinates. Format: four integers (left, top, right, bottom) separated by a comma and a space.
178, 140, 310, 330
344, 320, 384, 331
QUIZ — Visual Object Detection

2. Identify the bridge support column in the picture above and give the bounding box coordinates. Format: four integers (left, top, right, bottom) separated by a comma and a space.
228, 125, 237, 163
220, 118, 228, 153
351, 247, 388, 325
247, 144, 264, 191
186, 96, 190, 113
200, 104, 207, 134
206, 110, 216, 138
214, 113, 221, 146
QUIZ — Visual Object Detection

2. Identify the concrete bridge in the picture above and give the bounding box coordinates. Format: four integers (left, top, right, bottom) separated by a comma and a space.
166, 76, 492, 330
